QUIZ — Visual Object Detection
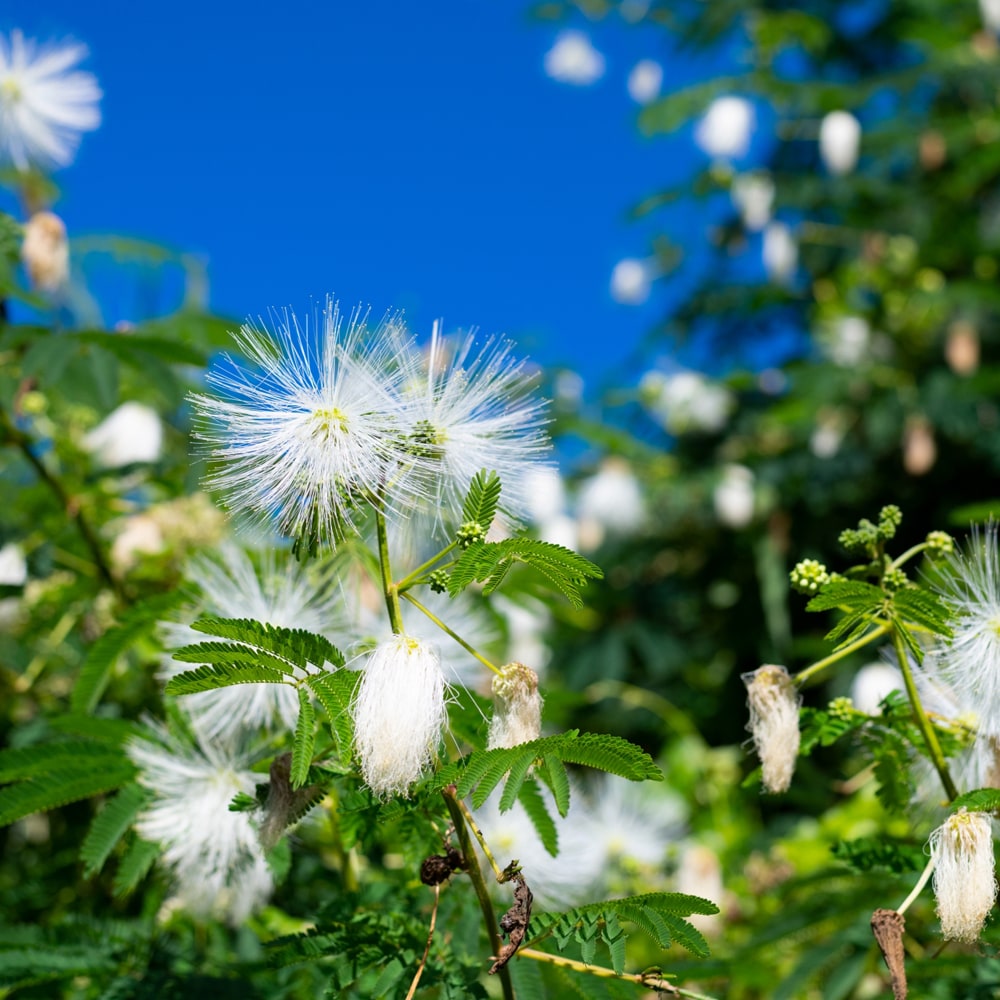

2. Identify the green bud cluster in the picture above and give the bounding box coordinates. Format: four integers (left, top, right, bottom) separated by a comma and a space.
828, 696, 855, 720
790, 558, 830, 595
926, 530, 955, 558
883, 567, 910, 592
877, 504, 902, 538
428, 569, 450, 594
456, 520, 487, 549
839, 506, 901, 556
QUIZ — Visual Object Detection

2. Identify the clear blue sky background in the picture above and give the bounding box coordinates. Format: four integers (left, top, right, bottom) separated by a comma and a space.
3, 1, 746, 392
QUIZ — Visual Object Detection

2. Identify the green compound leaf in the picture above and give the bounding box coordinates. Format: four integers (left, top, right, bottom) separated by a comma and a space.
188, 616, 345, 670
112, 835, 159, 897
806, 580, 884, 614
290, 688, 317, 790
304, 670, 360, 760
164, 662, 292, 695
950, 788, 1000, 813
516, 778, 558, 856
0, 760, 136, 827
461, 469, 503, 532
447, 538, 603, 608
79, 782, 152, 878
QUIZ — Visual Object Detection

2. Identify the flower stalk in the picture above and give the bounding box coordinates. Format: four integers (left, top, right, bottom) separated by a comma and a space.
402, 591, 501, 676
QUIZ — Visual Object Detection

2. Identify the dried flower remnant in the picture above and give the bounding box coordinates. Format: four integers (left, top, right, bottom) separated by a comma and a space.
21, 211, 68, 292
488, 662, 543, 749
929, 809, 997, 942
743, 664, 801, 793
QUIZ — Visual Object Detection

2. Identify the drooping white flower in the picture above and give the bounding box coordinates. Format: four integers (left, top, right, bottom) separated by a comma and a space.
695, 96, 755, 161
819, 110, 861, 176
641, 369, 734, 435
933, 524, 1000, 739
21, 211, 68, 292
743, 664, 800, 793
0, 30, 101, 172
576, 457, 645, 548
192, 301, 418, 545
398, 323, 550, 537
610, 258, 652, 304
731, 172, 774, 232
160, 545, 346, 745
627, 59, 662, 104
543, 31, 605, 86
763, 222, 798, 285
713, 464, 755, 529
488, 662, 543, 749
127, 724, 273, 924
84, 402, 163, 468
0, 543, 27, 586
929, 809, 997, 942
352, 635, 447, 797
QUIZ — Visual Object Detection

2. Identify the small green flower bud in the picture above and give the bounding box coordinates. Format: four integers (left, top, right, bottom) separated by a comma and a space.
883, 567, 909, 592
926, 530, 955, 558
877, 504, 902, 539
790, 558, 830, 595
456, 521, 487, 549
428, 569, 450, 594
828, 696, 855, 720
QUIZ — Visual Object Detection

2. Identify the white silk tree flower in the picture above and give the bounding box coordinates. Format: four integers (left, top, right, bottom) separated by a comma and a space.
713, 463, 755, 529
0, 542, 27, 586
84, 402, 163, 468
576, 457, 645, 546
695, 96, 755, 160
930, 809, 997, 942
743, 664, 801, 793
0, 30, 101, 171
192, 300, 420, 546
544, 31, 605, 86
731, 172, 774, 232
763, 222, 798, 285
627, 59, 662, 105
488, 662, 543, 749
127, 724, 273, 925
398, 323, 550, 537
352, 636, 447, 797
159, 545, 346, 745
819, 110, 862, 176
610, 258, 652, 304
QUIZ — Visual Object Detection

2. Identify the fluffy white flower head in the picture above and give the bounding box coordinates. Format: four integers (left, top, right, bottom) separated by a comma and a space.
695, 96, 755, 160
731, 172, 774, 232
488, 662, 543, 749
160, 545, 345, 745
544, 31, 605, 86
641, 369, 733, 435
193, 300, 418, 545
627, 59, 662, 104
713, 463, 755, 529
0, 542, 27, 586
0, 31, 101, 171
352, 635, 447, 797
84, 402, 163, 468
819, 110, 862, 176
576, 457, 645, 546
763, 222, 798, 285
610, 258, 652, 304
128, 725, 273, 924
399, 323, 550, 536
930, 809, 997, 942
743, 664, 800, 793
935, 524, 1000, 739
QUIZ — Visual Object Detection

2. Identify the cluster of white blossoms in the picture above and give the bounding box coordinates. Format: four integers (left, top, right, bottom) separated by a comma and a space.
0, 30, 101, 172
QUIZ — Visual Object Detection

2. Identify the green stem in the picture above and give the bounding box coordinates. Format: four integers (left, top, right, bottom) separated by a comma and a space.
401, 592, 502, 676
374, 508, 404, 634
891, 625, 959, 802
0, 404, 122, 599
897, 857, 935, 916
516, 948, 720, 999
889, 542, 929, 572
793, 623, 890, 687
396, 541, 458, 593
441, 785, 515, 1000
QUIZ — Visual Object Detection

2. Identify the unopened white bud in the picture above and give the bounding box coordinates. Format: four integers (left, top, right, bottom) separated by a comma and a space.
488, 662, 543, 749
22, 211, 69, 292
743, 664, 800, 793
352, 636, 447, 798
930, 809, 997, 942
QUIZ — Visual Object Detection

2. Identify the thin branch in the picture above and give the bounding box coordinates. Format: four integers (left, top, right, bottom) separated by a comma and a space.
404, 884, 440, 1000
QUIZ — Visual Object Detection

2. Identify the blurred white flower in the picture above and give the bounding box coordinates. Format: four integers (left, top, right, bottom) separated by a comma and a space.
523, 466, 567, 523
731, 172, 774, 232
695, 96, 755, 160
544, 31, 605, 86
981, 0, 1000, 33
610, 257, 652, 304
819, 110, 861, 176
160, 545, 346, 745
494, 595, 551, 673
627, 59, 662, 104
576, 457, 645, 546
824, 315, 869, 366
352, 635, 447, 797
0, 30, 101, 171
554, 370, 584, 408
21, 211, 68, 292
945, 319, 980, 376
903, 415, 936, 476
743, 664, 800, 794
488, 662, 543, 749
0, 543, 27, 586
538, 513, 579, 552
110, 514, 165, 572
850, 661, 902, 715
763, 222, 798, 285
642, 370, 733, 435
128, 725, 273, 924
713, 464, 755, 529
84, 402, 163, 468
930, 809, 997, 942
809, 414, 845, 460
675, 843, 724, 935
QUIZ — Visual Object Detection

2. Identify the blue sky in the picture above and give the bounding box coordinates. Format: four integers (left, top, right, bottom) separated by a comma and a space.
3, 1, 744, 392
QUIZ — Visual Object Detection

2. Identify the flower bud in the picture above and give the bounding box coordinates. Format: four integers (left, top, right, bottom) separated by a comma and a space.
930, 809, 997, 942
743, 664, 800, 793
21, 211, 68, 292
488, 662, 543, 749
